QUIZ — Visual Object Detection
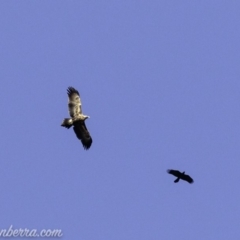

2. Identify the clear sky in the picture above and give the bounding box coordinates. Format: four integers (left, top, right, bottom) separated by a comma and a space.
0, 1, 240, 239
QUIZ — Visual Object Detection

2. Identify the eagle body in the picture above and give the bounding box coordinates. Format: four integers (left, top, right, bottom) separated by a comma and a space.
167, 169, 194, 184
61, 87, 92, 150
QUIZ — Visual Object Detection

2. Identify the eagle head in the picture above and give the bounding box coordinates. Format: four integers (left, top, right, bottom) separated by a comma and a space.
83, 115, 90, 120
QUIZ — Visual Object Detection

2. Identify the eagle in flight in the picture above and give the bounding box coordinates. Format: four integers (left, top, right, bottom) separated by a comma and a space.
167, 169, 194, 184
61, 87, 92, 150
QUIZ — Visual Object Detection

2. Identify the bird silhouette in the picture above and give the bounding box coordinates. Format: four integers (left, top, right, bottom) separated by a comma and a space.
167, 169, 194, 184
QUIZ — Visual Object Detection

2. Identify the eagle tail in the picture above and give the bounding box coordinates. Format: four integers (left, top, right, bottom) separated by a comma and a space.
174, 177, 180, 183
61, 118, 73, 129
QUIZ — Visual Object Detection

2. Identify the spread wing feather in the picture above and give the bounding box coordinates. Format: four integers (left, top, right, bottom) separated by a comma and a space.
67, 87, 82, 118
167, 169, 181, 178
181, 174, 194, 183
73, 120, 92, 150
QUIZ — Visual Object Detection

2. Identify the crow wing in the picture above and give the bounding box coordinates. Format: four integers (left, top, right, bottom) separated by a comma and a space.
67, 87, 82, 118
167, 169, 182, 178
181, 174, 194, 183
73, 120, 92, 150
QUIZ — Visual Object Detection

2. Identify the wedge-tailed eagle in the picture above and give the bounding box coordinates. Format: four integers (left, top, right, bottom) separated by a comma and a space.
167, 169, 194, 184
61, 87, 92, 150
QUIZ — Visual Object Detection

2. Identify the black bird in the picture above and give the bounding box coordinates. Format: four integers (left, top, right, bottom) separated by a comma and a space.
167, 169, 194, 184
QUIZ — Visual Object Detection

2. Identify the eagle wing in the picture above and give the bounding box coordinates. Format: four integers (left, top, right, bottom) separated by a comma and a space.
181, 174, 194, 183
67, 87, 82, 118
73, 120, 92, 150
167, 169, 181, 178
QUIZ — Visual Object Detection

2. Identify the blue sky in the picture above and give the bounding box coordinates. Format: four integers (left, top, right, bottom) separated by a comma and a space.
0, 1, 240, 239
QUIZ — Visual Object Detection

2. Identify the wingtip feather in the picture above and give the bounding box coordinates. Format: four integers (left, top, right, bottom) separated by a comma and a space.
67, 86, 79, 97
